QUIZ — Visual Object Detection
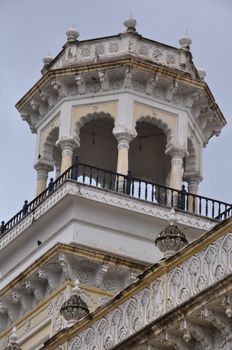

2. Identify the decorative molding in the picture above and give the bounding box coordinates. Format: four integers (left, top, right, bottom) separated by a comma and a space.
0, 181, 215, 252
50, 227, 232, 349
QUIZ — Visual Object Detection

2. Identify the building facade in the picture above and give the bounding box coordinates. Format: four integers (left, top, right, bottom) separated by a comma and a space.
0, 18, 231, 349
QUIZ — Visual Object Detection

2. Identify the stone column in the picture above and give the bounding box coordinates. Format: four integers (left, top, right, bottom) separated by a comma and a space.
34, 161, 53, 196
165, 146, 188, 190
113, 126, 137, 175
184, 173, 203, 213
56, 137, 79, 174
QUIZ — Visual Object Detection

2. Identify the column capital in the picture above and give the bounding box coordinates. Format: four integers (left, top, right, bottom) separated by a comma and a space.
56, 136, 80, 151
165, 145, 188, 159
34, 159, 54, 173
183, 172, 203, 185
113, 125, 137, 149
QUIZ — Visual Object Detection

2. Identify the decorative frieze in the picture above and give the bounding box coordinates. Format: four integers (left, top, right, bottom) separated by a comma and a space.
51, 226, 232, 349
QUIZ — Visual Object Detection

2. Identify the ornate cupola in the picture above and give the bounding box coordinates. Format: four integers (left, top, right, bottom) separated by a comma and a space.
16, 19, 226, 198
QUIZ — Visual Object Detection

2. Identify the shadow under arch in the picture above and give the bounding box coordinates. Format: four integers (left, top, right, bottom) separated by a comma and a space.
76, 112, 117, 172
129, 116, 172, 187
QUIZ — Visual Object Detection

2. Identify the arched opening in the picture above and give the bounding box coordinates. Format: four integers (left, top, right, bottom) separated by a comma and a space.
129, 121, 171, 186
77, 115, 117, 172
43, 127, 60, 179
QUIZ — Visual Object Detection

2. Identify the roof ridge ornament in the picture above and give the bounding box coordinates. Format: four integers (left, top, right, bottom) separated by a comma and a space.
66, 24, 80, 42
42, 51, 53, 66
6, 327, 22, 350
123, 13, 137, 33
179, 31, 192, 51
155, 209, 188, 258
60, 279, 89, 326
197, 63, 207, 80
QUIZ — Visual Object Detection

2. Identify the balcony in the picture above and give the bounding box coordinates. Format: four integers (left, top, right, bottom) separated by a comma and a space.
1, 161, 232, 239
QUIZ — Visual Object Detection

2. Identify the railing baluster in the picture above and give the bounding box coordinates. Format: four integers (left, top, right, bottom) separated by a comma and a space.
109, 172, 113, 190
131, 179, 134, 197
116, 174, 119, 192
212, 201, 215, 218
145, 182, 148, 200
96, 169, 99, 187
192, 195, 195, 214
89, 167, 93, 186
1, 161, 232, 239
218, 203, 221, 218
83, 166, 86, 184
122, 175, 126, 194
138, 181, 141, 199
156, 186, 160, 204
164, 187, 167, 206
171, 190, 174, 207
151, 184, 154, 202
103, 171, 106, 189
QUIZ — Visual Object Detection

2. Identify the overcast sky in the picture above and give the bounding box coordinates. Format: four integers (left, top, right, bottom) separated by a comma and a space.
0, 0, 231, 222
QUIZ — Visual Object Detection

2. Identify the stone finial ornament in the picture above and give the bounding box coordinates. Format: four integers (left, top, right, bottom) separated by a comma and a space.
179, 31, 192, 50
60, 279, 89, 324
155, 208, 188, 258
42, 51, 53, 66
66, 24, 80, 42
5, 327, 22, 350
123, 14, 137, 33
197, 65, 207, 80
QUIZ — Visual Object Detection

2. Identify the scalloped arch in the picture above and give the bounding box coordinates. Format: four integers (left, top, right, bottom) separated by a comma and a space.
135, 115, 173, 147
76, 111, 115, 136
43, 126, 59, 162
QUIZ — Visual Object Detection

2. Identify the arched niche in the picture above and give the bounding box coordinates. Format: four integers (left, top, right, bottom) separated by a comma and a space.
129, 119, 171, 186
76, 113, 117, 172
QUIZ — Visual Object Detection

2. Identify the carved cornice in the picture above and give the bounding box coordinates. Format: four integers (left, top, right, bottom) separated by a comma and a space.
40, 218, 232, 349
0, 181, 215, 254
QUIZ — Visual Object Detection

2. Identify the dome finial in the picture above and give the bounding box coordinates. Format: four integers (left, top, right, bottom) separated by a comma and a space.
197, 63, 207, 80
66, 24, 80, 42
179, 31, 192, 50
123, 14, 137, 33
42, 51, 53, 66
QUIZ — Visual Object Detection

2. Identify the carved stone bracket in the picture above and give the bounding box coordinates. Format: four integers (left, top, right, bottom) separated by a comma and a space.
59, 253, 75, 281
180, 319, 211, 349
160, 332, 189, 350
51, 80, 67, 98
201, 308, 232, 339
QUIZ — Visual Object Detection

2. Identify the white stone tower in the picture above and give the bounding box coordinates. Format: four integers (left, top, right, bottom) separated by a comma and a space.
0, 19, 230, 349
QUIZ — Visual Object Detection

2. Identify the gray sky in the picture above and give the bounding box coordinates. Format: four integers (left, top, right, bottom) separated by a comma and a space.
0, 0, 232, 221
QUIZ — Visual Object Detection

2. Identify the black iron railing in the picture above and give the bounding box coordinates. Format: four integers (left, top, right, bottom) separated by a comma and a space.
1, 160, 232, 238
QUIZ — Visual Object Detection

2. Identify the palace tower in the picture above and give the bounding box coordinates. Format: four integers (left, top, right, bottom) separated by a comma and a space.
0, 18, 232, 350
